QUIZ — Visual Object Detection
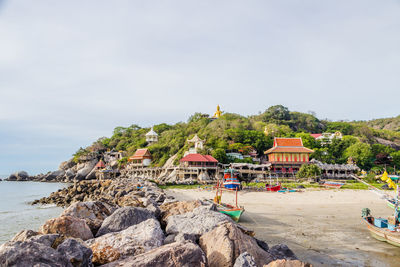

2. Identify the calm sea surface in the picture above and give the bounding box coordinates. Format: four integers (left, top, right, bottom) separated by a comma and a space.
0, 181, 66, 244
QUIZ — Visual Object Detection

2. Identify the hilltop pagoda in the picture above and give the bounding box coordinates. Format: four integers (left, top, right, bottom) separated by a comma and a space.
145, 127, 158, 145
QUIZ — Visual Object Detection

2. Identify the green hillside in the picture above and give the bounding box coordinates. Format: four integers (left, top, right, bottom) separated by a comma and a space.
77, 105, 400, 171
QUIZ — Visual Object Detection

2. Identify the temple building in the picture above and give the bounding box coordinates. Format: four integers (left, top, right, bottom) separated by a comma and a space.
187, 134, 205, 154
264, 137, 314, 175
128, 148, 152, 167
146, 127, 158, 145
179, 154, 218, 168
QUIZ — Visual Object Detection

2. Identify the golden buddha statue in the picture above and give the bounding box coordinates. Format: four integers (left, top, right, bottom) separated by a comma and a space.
213, 105, 222, 118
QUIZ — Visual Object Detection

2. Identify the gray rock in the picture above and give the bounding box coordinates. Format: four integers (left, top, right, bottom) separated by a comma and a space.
16, 171, 29, 179
269, 244, 298, 260
165, 206, 231, 237
86, 219, 164, 265
62, 201, 114, 235
57, 238, 93, 267
0, 240, 72, 267
174, 233, 197, 243
163, 234, 176, 245
11, 229, 61, 248
234, 252, 257, 267
30, 234, 62, 247
101, 241, 207, 267
96, 207, 155, 237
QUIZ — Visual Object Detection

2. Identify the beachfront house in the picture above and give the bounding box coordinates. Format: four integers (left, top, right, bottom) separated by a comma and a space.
179, 153, 218, 168
128, 148, 152, 167
264, 137, 314, 175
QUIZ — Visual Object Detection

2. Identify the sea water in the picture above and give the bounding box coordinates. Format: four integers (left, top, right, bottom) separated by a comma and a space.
0, 180, 66, 243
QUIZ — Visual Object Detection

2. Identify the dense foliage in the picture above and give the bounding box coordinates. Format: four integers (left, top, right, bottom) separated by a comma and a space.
76, 105, 400, 171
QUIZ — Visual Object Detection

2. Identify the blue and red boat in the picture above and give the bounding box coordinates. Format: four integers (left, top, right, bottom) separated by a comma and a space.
223, 169, 241, 190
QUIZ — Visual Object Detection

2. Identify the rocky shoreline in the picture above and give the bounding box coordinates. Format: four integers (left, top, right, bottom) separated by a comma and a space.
0, 177, 310, 267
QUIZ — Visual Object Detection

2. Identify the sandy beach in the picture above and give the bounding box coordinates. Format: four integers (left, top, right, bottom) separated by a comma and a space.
166, 188, 400, 267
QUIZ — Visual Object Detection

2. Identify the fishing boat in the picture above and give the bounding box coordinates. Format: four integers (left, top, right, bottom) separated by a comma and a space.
362, 208, 400, 247
266, 184, 281, 192
265, 174, 281, 192
223, 168, 241, 190
213, 181, 244, 222
321, 181, 345, 188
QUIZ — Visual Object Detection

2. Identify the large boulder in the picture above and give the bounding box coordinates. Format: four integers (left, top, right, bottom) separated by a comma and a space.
75, 160, 97, 180
59, 159, 75, 170
86, 218, 164, 265
165, 206, 231, 238
11, 229, 63, 248
199, 222, 274, 267
0, 240, 72, 267
96, 207, 155, 237
160, 200, 202, 223
40, 215, 94, 241
62, 201, 114, 235
57, 238, 93, 267
46, 170, 65, 181
265, 259, 311, 267
7, 171, 29, 181
102, 241, 207, 267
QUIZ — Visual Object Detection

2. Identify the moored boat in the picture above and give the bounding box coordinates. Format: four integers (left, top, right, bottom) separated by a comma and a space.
363, 216, 400, 247
223, 168, 241, 190
213, 180, 244, 222
322, 181, 344, 188
266, 184, 281, 192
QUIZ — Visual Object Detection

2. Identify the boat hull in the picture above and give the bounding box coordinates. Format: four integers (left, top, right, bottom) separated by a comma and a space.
219, 208, 244, 222
363, 218, 400, 247
266, 185, 281, 192
223, 182, 241, 190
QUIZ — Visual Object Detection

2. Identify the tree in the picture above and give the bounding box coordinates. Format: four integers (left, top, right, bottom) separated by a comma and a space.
212, 148, 228, 164
390, 151, 400, 169
297, 164, 321, 179
326, 122, 354, 135
344, 142, 373, 169
262, 105, 290, 123
295, 132, 319, 149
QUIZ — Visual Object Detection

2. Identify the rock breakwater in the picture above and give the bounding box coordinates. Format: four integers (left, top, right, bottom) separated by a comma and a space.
0, 178, 311, 266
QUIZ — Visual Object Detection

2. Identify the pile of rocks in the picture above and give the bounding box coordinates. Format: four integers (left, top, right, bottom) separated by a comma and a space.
1, 180, 311, 266
32, 178, 167, 208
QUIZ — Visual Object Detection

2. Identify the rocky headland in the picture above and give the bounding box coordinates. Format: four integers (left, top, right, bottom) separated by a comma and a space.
0, 177, 311, 266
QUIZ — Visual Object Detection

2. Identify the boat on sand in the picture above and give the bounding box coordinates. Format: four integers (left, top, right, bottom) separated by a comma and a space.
213, 181, 244, 222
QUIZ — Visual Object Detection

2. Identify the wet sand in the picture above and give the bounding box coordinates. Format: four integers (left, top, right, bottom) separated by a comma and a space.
166, 188, 400, 267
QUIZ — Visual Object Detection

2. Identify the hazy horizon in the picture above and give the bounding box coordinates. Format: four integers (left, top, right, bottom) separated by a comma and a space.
1, 0, 399, 175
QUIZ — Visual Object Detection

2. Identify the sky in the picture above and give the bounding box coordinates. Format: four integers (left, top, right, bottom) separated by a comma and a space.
0, 0, 399, 175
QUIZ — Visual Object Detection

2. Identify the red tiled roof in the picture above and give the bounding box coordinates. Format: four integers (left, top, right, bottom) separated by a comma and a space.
180, 154, 218, 163
265, 137, 314, 154
129, 149, 151, 160
274, 138, 303, 147
264, 147, 314, 154
95, 160, 106, 168
310, 134, 322, 139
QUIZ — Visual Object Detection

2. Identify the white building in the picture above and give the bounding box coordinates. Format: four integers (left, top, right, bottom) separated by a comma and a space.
146, 127, 158, 145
